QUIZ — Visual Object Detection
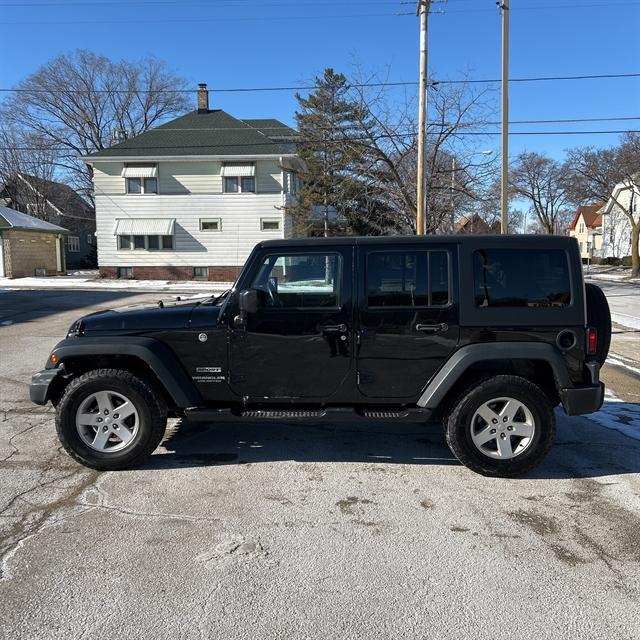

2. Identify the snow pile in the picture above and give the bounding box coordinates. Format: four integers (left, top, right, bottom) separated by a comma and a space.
588, 389, 640, 442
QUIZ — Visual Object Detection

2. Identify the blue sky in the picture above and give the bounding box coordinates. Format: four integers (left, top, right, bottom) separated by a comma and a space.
2, 0, 639, 160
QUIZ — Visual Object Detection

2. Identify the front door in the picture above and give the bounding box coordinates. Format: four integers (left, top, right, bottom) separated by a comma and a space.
356, 245, 459, 399
229, 247, 353, 400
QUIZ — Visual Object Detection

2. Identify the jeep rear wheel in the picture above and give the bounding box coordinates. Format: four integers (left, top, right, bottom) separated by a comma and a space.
56, 369, 167, 471
444, 375, 555, 477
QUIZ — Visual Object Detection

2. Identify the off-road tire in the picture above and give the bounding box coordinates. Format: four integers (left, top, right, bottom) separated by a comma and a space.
444, 375, 555, 478
56, 368, 167, 471
585, 283, 611, 365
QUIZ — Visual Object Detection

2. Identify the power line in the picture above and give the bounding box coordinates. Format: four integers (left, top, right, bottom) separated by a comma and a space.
3, 129, 638, 152
0, 72, 638, 95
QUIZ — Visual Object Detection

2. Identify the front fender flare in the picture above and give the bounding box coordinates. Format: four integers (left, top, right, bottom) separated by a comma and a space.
416, 342, 572, 409
47, 336, 202, 409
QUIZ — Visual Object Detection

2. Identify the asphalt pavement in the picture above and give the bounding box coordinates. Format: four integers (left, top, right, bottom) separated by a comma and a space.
1, 288, 639, 640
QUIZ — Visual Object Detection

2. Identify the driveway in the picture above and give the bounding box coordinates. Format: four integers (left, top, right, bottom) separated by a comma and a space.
1, 289, 639, 640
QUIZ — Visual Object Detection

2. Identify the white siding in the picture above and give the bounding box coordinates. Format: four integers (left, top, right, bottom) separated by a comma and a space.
159, 161, 222, 194
256, 159, 282, 193
93, 159, 282, 196
95, 193, 284, 267
93, 163, 126, 195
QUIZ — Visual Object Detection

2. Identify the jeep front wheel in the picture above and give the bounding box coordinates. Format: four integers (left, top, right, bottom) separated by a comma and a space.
444, 375, 555, 477
56, 369, 167, 471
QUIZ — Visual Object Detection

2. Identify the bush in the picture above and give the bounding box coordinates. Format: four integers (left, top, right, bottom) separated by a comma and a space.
621, 256, 633, 267
601, 256, 622, 266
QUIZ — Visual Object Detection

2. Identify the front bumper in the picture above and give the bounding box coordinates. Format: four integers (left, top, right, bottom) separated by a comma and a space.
30, 368, 63, 405
560, 383, 604, 416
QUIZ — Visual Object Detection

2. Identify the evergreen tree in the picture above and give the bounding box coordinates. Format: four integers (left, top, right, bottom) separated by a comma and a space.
293, 69, 369, 236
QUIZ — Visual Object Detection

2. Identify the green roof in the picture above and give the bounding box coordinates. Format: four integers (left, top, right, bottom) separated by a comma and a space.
86, 110, 296, 159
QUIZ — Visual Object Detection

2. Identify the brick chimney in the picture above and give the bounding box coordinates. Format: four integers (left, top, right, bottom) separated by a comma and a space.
197, 83, 209, 113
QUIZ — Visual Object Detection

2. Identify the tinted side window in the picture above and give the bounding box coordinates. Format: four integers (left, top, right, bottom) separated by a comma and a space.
366, 251, 449, 307
473, 249, 571, 308
251, 253, 341, 308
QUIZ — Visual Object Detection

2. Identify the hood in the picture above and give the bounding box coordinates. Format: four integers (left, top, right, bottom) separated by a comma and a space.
77, 298, 206, 333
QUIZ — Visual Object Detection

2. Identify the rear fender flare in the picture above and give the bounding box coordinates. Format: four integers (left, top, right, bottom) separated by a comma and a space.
416, 342, 572, 409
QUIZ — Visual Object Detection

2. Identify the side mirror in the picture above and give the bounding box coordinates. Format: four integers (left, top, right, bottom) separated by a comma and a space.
239, 289, 259, 315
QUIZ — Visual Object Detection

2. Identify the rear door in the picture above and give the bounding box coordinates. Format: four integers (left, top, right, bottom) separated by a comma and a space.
356, 244, 459, 399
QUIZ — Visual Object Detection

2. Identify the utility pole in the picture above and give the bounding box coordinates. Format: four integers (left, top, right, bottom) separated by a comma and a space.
416, 0, 430, 235
450, 156, 456, 233
500, 0, 509, 234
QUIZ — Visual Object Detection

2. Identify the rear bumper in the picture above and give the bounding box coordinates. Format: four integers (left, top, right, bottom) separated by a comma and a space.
560, 383, 604, 416
30, 368, 62, 406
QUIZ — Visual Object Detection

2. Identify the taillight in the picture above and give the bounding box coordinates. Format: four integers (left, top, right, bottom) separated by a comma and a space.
587, 327, 598, 355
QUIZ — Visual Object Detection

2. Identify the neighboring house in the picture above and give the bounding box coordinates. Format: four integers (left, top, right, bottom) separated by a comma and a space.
567, 203, 603, 260
0, 174, 96, 268
600, 179, 640, 259
0, 206, 68, 278
454, 214, 491, 235
82, 84, 304, 281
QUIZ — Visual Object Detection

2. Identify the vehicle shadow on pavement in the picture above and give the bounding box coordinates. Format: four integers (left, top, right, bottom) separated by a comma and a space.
144, 412, 640, 479
0, 289, 142, 327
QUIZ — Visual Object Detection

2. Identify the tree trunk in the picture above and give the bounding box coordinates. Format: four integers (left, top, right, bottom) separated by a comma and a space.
631, 224, 640, 278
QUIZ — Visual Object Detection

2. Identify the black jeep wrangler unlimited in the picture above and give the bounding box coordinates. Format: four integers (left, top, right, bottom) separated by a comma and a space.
31, 235, 610, 477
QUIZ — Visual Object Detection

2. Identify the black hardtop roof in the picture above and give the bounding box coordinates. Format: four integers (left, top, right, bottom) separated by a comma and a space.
258, 235, 577, 249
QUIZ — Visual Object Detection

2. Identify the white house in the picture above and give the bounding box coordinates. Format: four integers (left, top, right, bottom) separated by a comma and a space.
600, 179, 640, 259
83, 84, 304, 281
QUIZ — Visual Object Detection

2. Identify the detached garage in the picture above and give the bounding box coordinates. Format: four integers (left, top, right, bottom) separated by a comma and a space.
0, 206, 68, 278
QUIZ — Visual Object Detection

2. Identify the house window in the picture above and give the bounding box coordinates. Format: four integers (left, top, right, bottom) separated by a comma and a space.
261, 218, 281, 231
118, 235, 174, 250
193, 267, 209, 280
117, 267, 133, 279
67, 236, 80, 252
223, 176, 255, 193
126, 177, 158, 194
200, 218, 222, 232
579, 223, 585, 233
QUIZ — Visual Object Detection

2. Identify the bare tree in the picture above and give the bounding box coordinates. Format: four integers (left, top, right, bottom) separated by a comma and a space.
347, 71, 498, 234
1, 50, 190, 201
0, 126, 58, 219
566, 134, 640, 276
509, 152, 574, 234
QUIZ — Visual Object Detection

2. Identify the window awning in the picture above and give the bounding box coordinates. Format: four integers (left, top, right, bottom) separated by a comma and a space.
113, 218, 175, 236
221, 164, 255, 177
121, 164, 158, 178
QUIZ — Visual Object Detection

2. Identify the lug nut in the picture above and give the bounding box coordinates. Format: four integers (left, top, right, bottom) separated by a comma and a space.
507, 426, 514, 431
102, 426, 108, 432
490, 428, 497, 434
500, 433, 507, 439
503, 417, 508, 422
103, 409, 109, 415
492, 418, 498, 424
113, 413, 119, 419
97, 417, 103, 423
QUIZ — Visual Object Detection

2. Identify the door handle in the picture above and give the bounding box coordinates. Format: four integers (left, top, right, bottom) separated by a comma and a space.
415, 323, 448, 333
322, 323, 347, 334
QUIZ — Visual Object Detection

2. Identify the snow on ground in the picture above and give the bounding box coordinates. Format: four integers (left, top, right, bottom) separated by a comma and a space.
586, 387, 640, 442
0, 276, 231, 293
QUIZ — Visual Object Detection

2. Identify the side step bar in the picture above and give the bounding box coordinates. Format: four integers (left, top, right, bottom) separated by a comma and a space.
184, 406, 432, 424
